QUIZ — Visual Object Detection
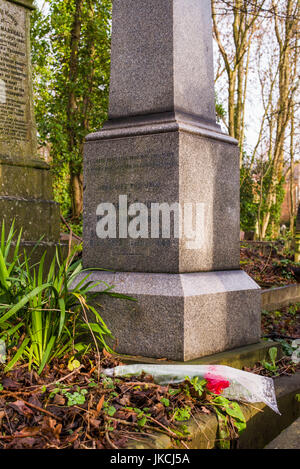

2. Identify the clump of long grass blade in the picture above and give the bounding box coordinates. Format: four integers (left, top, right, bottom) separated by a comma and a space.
0, 221, 129, 374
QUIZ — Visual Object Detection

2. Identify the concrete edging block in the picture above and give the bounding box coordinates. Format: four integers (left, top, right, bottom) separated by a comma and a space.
126, 372, 300, 449
262, 284, 300, 311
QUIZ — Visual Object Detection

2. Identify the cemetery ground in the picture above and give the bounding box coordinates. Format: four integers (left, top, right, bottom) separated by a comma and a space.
240, 241, 300, 288
0, 343, 299, 450
0, 234, 299, 450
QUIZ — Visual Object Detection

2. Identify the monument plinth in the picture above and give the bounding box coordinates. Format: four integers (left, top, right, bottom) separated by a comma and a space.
0, 0, 60, 254
82, 0, 261, 361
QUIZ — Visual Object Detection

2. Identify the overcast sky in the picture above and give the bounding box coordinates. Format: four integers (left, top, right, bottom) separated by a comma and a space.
35, 0, 49, 13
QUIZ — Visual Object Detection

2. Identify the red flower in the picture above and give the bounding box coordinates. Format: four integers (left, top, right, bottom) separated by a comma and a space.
204, 372, 230, 395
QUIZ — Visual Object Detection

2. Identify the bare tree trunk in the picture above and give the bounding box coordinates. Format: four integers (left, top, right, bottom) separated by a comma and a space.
258, 0, 299, 238
212, 0, 265, 158
289, 110, 295, 236
67, 0, 84, 220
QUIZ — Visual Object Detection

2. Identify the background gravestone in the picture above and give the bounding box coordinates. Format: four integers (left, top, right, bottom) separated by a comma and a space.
0, 0, 60, 259
81, 0, 261, 361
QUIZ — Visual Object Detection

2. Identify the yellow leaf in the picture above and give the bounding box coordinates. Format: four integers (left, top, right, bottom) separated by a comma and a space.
67, 358, 81, 371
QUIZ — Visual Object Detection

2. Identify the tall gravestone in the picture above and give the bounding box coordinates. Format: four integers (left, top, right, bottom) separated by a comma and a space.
82, 0, 261, 361
0, 0, 60, 258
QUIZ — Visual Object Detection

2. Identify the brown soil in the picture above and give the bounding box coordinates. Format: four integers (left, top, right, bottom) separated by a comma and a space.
240, 244, 299, 288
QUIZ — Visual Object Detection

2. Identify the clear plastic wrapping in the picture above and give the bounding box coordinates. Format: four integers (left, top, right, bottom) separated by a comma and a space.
104, 364, 280, 414
0, 339, 6, 364
291, 340, 300, 365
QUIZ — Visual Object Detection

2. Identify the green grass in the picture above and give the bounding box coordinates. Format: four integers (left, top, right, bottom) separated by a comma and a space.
0, 221, 130, 374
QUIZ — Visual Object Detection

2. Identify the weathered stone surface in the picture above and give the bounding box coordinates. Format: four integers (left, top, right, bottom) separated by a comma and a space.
265, 416, 300, 449
76, 270, 261, 361
120, 341, 282, 370
83, 130, 180, 273
8, 1, 34, 9
262, 284, 300, 311
7, 0, 35, 10
0, 0, 60, 248
0, 160, 54, 199
0, 0, 36, 162
0, 197, 60, 242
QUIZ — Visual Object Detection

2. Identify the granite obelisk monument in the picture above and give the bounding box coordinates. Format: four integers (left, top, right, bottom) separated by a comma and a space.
82, 0, 261, 361
0, 0, 60, 257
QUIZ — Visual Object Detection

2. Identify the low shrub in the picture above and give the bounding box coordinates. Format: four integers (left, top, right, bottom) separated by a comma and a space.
0, 221, 125, 374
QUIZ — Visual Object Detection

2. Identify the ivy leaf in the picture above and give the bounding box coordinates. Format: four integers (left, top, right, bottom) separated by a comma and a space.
107, 406, 116, 417
269, 347, 278, 366
225, 402, 246, 423
138, 416, 147, 427
173, 406, 191, 422
215, 408, 230, 449
234, 419, 247, 434
160, 398, 170, 407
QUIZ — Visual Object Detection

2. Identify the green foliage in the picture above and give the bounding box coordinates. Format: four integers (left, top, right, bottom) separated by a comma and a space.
49, 383, 68, 398
254, 162, 285, 239
173, 406, 192, 422
49, 383, 88, 406
31, 0, 112, 221
240, 166, 257, 232
0, 221, 122, 374
185, 376, 207, 398
65, 389, 88, 406
265, 178, 285, 239
135, 408, 151, 427
276, 339, 295, 357
168, 388, 181, 396
262, 347, 279, 374
240, 159, 286, 238
215, 93, 226, 123
160, 397, 170, 407
103, 403, 117, 417
212, 395, 246, 449
102, 376, 115, 390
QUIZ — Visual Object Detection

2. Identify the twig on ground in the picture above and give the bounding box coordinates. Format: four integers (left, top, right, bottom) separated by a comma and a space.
60, 214, 82, 243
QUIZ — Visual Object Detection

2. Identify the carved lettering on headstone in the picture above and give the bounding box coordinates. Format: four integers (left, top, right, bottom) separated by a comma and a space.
0, 0, 28, 142
0, 78, 6, 103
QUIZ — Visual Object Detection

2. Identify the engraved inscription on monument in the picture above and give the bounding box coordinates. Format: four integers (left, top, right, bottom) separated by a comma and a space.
0, 0, 35, 160
0, 0, 27, 140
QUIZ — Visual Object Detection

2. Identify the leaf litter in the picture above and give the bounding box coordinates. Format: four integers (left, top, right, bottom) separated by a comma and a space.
0, 350, 231, 449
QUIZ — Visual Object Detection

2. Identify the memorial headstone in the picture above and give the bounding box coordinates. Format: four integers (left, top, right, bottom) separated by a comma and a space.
81, 0, 261, 361
0, 0, 60, 259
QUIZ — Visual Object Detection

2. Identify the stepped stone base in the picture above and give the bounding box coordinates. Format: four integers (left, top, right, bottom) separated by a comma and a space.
76, 269, 261, 361
119, 341, 281, 370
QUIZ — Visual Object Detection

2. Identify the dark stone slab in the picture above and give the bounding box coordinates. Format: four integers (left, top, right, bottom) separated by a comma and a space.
119, 341, 281, 370
262, 284, 300, 311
